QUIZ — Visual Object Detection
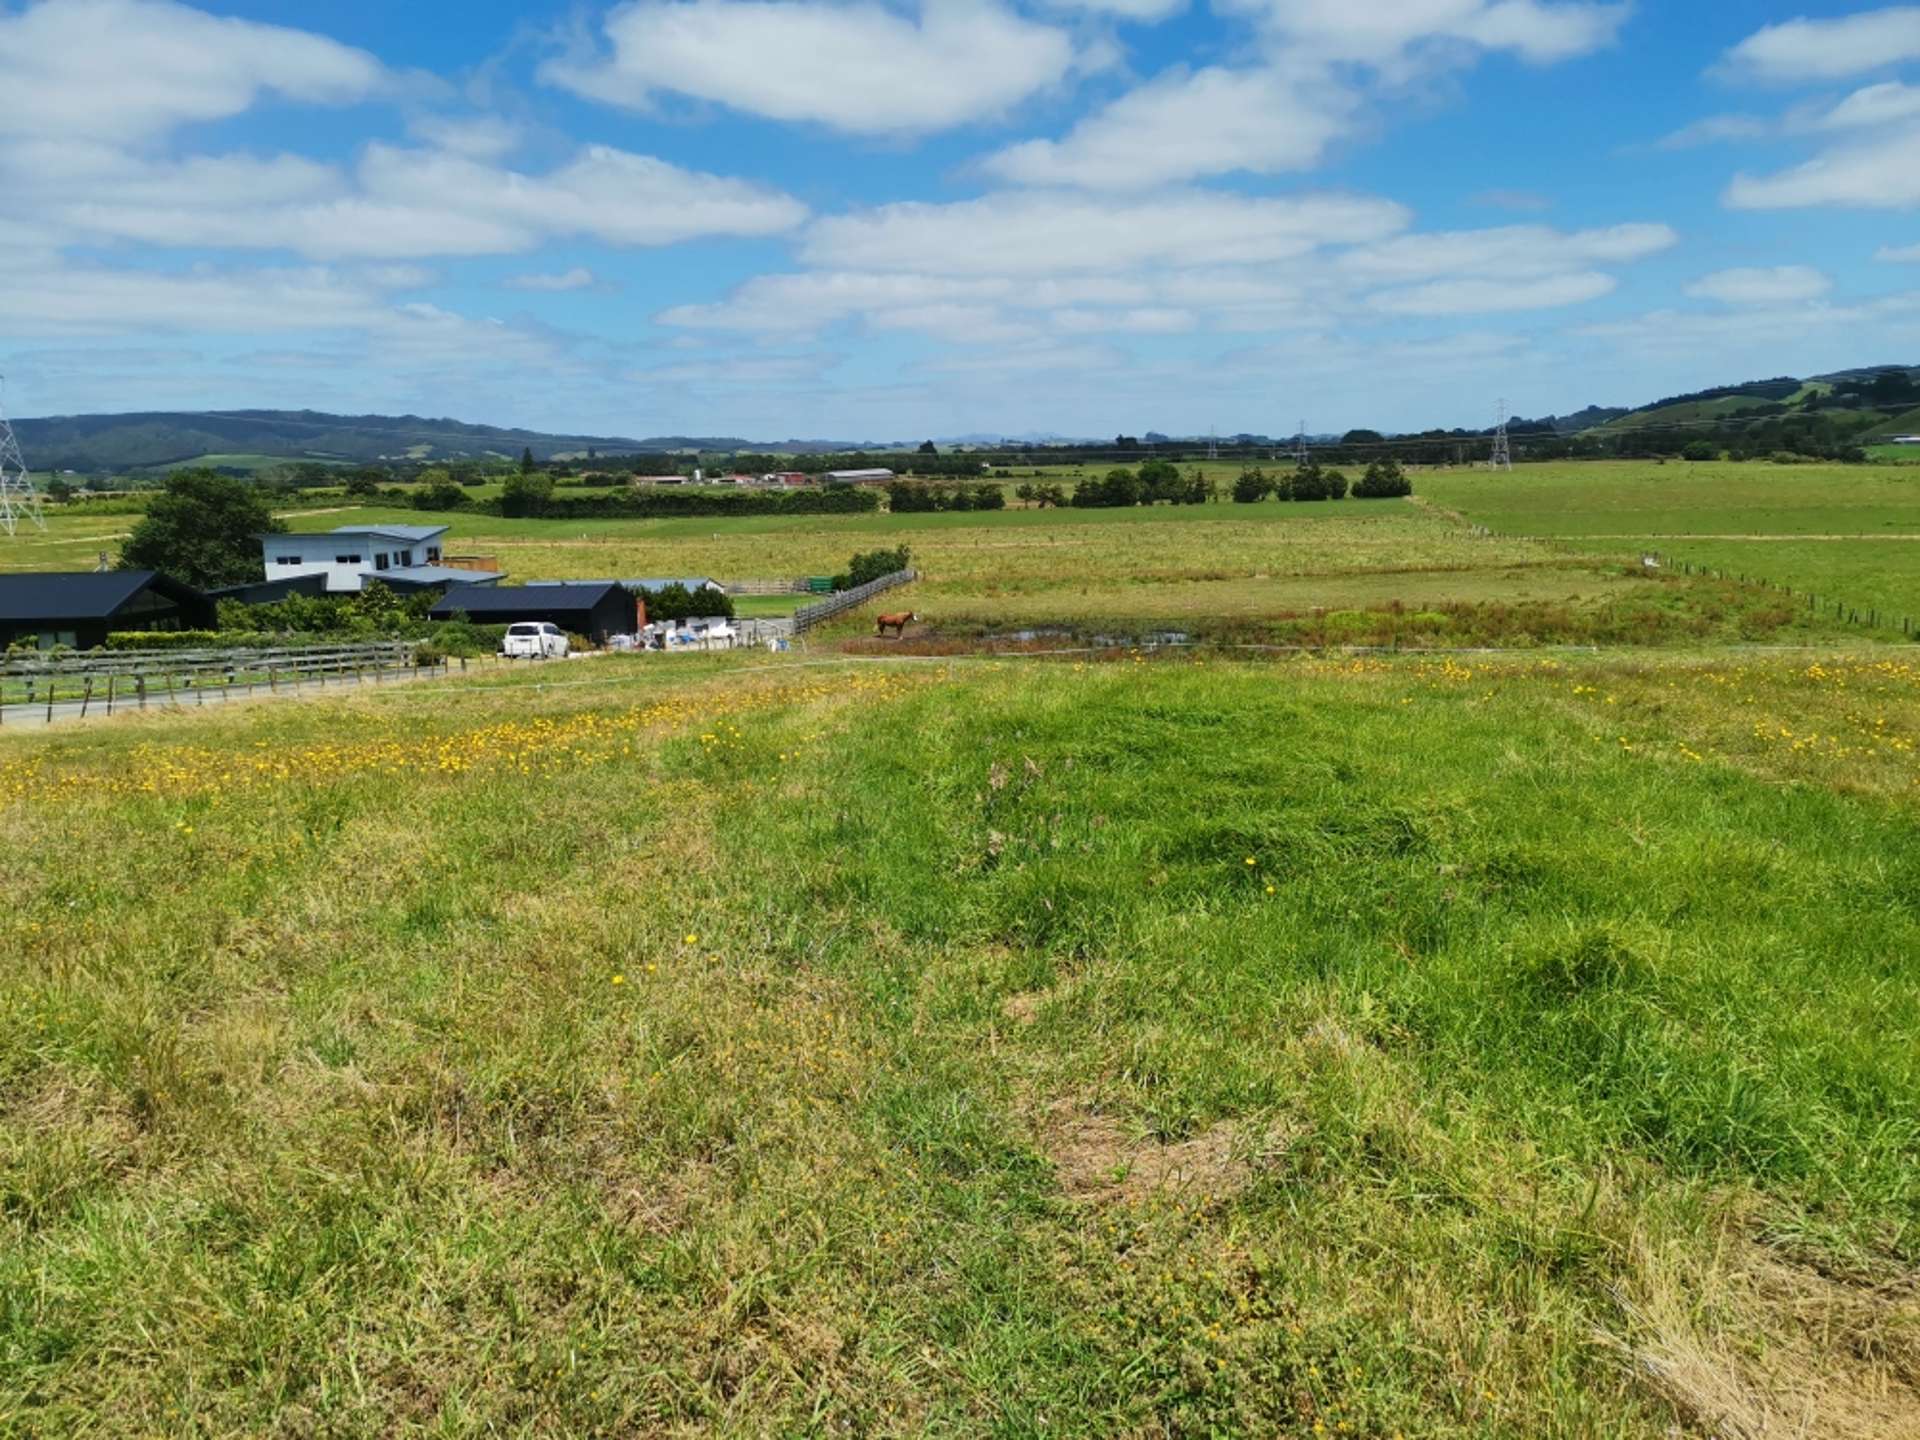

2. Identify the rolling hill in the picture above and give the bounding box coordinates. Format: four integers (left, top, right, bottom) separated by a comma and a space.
1590, 365, 1920, 439
12, 410, 764, 473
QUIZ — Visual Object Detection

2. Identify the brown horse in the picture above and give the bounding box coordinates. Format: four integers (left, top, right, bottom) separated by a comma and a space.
875, 611, 917, 637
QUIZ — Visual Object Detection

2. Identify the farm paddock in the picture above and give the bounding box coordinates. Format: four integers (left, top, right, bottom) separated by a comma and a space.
2, 649, 1917, 1436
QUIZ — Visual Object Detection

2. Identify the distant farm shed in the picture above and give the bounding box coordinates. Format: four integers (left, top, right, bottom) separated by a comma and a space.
823, 469, 895, 484
429, 582, 638, 643
0, 571, 215, 650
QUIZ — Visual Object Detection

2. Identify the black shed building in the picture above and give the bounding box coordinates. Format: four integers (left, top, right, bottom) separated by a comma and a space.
429, 582, 638, 643
0, 571, 216, 651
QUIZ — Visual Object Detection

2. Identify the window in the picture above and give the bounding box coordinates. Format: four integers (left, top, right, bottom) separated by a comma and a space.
426, 546, 441, 563
397, 550, 413, 567
274, 555, 300, 566
334, 553, 362, 565
374, 554, 390, 571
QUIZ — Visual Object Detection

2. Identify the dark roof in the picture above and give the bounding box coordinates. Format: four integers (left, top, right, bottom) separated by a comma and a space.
383, 565, 504, 587
429, 582, 626, 616
0, 570, 207, 620
525, 576, 716, 592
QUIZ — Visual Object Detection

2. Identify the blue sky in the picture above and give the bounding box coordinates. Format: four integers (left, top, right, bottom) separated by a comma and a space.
2, 0, 1918, 441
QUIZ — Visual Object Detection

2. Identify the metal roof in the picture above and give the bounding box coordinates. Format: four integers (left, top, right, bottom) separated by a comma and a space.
383, 565, 504, 586
0, 570, 203, 621
524, 576, 717, 592
429, 582, 627, 615
331, 523, 448, 542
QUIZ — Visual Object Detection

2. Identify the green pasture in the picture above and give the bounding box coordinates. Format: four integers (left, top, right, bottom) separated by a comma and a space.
3, 651, 1917, 1434
1424, 461, 1920, 636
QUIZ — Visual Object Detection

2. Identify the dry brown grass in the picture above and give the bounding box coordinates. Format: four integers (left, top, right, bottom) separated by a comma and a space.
1609, 1226, 1920, 1439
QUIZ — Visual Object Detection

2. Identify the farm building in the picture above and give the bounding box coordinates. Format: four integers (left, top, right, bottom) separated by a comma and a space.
429, 582, 640, 643
525, 578, 723, 627
822, 469, 895, 484
0, 571, 215, 650
1891, 435, 1920, 445
257, 525, 505, 594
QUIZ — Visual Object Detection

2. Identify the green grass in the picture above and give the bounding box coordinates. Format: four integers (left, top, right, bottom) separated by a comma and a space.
3, 652, 1919, 1434
1424, 461, 1920, 639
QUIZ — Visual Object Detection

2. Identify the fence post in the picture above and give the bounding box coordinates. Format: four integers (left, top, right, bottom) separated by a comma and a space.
106, 673, 115, 717
46, 678, 56, 725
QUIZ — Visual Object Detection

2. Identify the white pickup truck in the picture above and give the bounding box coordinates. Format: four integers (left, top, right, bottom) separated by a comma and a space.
501, 622, 569, 659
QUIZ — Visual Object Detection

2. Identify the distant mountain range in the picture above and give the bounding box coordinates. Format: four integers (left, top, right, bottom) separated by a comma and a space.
12, 409, 897, 473
14, 365, 1920, 474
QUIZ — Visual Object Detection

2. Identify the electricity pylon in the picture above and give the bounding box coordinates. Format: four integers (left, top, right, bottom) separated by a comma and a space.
0, 376, 45, 537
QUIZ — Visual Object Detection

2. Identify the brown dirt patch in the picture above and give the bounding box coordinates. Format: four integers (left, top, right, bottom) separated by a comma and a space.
1041, 1101, 1249, 1205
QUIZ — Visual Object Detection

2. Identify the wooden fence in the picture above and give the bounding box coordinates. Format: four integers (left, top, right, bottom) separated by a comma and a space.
0, 640, 436, 725
791, 570, 919, 634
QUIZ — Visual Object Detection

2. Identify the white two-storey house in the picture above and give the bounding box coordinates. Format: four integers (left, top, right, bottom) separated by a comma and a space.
258, 525, 505, 594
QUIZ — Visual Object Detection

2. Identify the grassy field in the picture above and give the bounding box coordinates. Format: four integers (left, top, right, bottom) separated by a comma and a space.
5, 460, 1914, 646
1422, 461, 1920, 638
3, 651, 1918, 1435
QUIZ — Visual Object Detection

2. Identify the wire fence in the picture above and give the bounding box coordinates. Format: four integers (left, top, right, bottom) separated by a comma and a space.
0, 640, 467, 726
1643, 552, 1915, 639
791, 569, 919, 634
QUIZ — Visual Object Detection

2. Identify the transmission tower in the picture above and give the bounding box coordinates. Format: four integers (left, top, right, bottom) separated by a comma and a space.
1489, 399, 1513, 473
1293, 418, 1309, 467
1207, 427, 1218, 461
0, 376, 44, 537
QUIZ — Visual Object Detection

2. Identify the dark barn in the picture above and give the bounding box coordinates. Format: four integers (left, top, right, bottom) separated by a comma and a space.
429, 582, 639, 643
0, 572, 216, 651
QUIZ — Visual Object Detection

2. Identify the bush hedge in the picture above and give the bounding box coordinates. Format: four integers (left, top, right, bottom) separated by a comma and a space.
477, 486, 882, 519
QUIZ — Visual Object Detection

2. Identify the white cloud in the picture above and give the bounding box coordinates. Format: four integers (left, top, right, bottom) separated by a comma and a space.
1880, 243, 1920, 262
798, 189, 1409, 274
1685, 266, 1831, 305
636, 354, 841, 384
4, 139, 808, 259
407, 114, 525, 159
1366, 271, 1616, 316
1654, 114, 1771, 149
0, 260, 393, 336
1814, 81, 1920, 131
658, 271, 1016, 333
0, 0, 384, 142
1338, 222, 1677, 282
982, 66, 1355, 189
1721, 7, 1920, 83
1726, 124, 1920, 210
1579, 292, 1920, 355
507, 267, 599, 292
1051, 306, 1196, 333
1039, 0, 1185, 18
1230, 0, 1627, 65
542, 0, 1077, 135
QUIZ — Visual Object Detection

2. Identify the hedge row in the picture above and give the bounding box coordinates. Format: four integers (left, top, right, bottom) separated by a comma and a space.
486, 486, 882, 519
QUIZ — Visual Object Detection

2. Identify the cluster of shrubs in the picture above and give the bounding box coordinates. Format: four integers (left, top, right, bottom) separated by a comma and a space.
832, 546, 912, 592
886, 482, 1007, 513
641, 582, 735, 622
1070, 461, 1211, 508
1012, 482, 1069, 507
1234, 459, 1413, 502
491, 473, 881, 519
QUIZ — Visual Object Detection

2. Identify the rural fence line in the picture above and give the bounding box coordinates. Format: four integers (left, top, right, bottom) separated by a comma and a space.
721, 578, 814, 596
0, 640, 455, 726
791, 569, 919, 634
1645, 552, 1915, 639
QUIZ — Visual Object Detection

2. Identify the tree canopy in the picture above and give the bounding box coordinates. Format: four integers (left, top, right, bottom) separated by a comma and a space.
119, 469, 284, 589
